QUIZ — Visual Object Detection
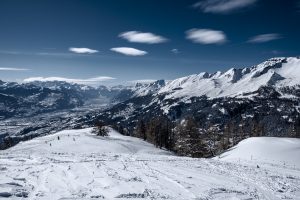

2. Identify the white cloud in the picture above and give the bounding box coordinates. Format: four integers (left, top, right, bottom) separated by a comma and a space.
128, 79, 157, 84
270, 50, 282, 55
0, 50, 96, 57
171, 49, 179, 54
248, 33, 282, 43
24, 76, 116, 85
0, 67, 29, 71
186, 29, 227, 44
69, 47, 98, 54
193, 0, 257, 14
110, 47, 147, 56
119, 31, 167, 44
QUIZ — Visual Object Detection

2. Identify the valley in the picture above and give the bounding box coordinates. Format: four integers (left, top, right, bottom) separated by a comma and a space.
1, 1, 300, 199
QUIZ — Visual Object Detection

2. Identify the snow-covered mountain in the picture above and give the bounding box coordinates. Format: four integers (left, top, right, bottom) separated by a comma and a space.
1, 57, 300, 152
25, 57, 298, 103
1, 127, 299, 199
0, 79, 165, 120
0, 81, 84, 119
133, 79, 166, 97
9, 55, 298, 122
104, 80, 166, 102
158, 57, 300, 100
90, 57, 300, 158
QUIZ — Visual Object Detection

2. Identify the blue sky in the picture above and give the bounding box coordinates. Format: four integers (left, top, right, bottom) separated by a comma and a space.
0, 0, 299, 85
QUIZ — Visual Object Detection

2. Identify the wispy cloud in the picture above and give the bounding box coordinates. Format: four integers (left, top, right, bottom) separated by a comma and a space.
248, 33, 282, 43
0, 50, 93, 57
35, 52, 76, 57
110, 47, 147, 56
270, 50, 283, 55
69, 47, 98, 54
171, 49, 180, 54
0, 67, 29, 71
193, 0, 257, 14
119, 31, 168, 44
0, 50, 22, 55
128, 79, 157, 84
24, 76, 116, 85
186, 28, 227, 44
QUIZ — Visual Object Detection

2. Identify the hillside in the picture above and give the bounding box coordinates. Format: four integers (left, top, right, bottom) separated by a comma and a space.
0, 128, 299, 199
218, 137, 300, 168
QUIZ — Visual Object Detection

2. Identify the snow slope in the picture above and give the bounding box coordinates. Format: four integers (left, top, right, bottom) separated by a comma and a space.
0, 128, 300, 199
7, 128, 169, 156
158, 57, 300, 100
217, 137, 300, 168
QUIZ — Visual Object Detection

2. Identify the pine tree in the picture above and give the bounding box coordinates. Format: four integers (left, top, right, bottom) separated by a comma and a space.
223, 123, 231, 149
145, 119, 157, 144
173, 117, 205, 157
136, 119, 147, 140
94, 121, 109, 136
295, 117, 300, 138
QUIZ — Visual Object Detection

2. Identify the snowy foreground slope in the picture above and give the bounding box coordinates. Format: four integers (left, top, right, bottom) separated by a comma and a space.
0, 128, 300, 200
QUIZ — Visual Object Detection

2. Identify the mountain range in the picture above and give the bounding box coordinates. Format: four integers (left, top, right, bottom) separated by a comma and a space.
1, 57, 300, 151
92, 57, 300, 157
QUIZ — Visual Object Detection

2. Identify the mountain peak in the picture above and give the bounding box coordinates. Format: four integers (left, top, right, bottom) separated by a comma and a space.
222, 68, 243, 83
150, 79, 166, 87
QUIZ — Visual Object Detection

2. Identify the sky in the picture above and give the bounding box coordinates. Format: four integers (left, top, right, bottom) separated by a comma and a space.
0, 0, 299, 85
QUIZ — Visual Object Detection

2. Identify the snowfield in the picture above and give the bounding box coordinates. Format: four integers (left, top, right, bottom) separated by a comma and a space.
217, 137, 300, 168
0, 128, 300, 200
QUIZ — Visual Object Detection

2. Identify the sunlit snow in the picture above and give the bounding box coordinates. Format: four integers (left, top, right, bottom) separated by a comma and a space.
0, 128, 299, 199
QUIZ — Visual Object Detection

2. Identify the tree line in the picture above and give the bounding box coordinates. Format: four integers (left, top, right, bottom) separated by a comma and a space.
113, 114, 300, 158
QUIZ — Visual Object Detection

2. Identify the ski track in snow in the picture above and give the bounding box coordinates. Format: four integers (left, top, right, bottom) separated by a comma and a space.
0, 128, 299, 200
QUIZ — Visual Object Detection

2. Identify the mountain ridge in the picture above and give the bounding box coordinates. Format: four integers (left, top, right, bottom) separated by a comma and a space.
157, 57, 300, 100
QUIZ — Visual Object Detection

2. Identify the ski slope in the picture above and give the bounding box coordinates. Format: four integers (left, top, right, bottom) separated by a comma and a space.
0, 128, 300, 200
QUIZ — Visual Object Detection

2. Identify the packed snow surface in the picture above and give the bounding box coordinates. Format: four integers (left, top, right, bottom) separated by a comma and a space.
0, 128, 300, 199
218, 137, 300, 168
